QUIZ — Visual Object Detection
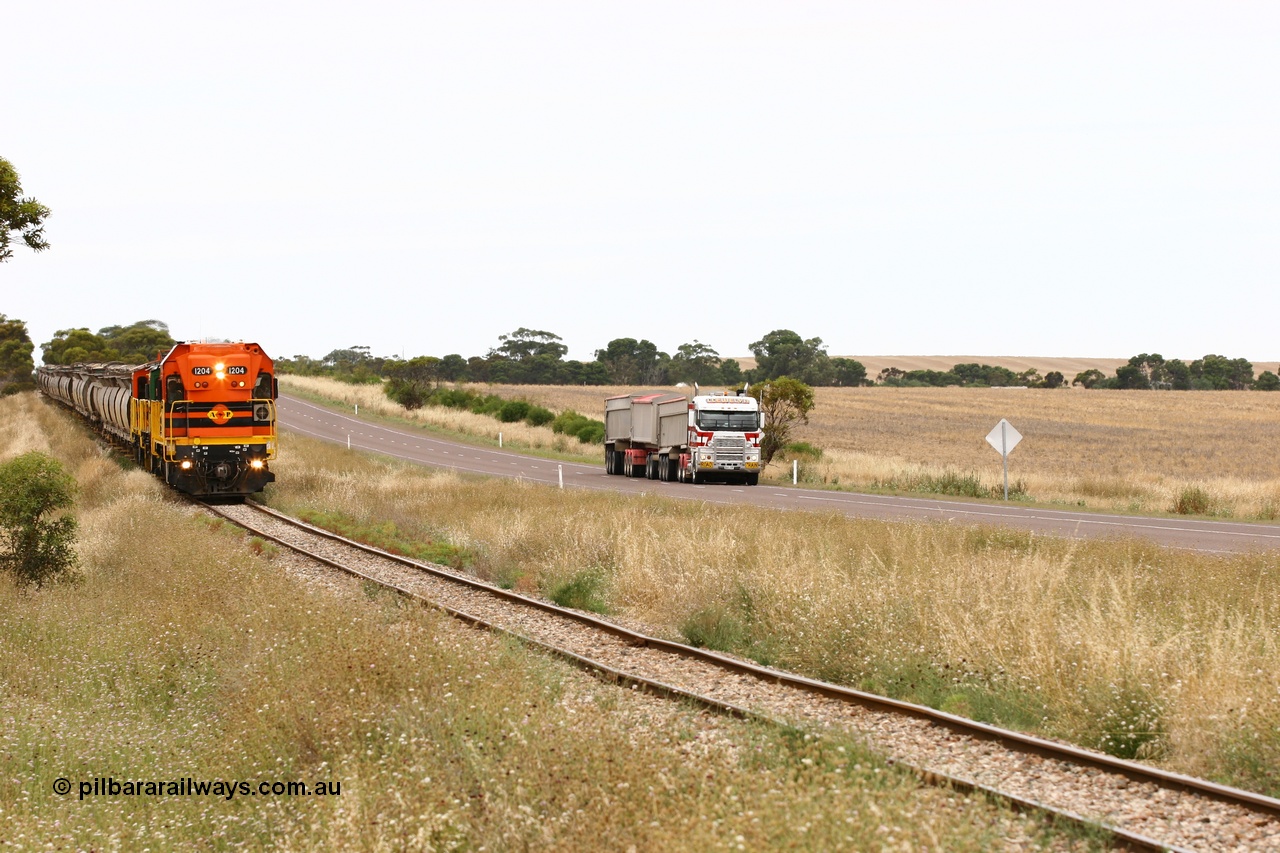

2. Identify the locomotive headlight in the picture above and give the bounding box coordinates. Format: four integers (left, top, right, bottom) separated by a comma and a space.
215, 362, 226, 380
180, 460, 193, 470
249, 459, 264, 470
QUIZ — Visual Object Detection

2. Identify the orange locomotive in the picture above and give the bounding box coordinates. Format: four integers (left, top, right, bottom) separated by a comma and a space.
38, 342, 278, 499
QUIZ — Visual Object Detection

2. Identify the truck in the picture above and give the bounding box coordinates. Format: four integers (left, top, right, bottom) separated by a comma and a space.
604, 387, 763, 485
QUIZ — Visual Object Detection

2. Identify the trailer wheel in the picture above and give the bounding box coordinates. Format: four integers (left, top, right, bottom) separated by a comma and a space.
658, 454, 670, 481
605, 448, 614, 474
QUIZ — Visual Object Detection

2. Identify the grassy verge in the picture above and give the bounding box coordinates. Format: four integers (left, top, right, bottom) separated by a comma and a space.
262, 430, 1280, 797
476, 382, 1280, 520
2, 393, 1079, 851
280, 375, 602, 465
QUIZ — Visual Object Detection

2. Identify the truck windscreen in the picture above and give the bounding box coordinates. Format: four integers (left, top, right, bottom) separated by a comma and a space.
697, 411, 759, 431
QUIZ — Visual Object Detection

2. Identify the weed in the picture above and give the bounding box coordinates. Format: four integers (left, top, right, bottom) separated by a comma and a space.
297, 508, 473, 569
546, 567, 610, 613
246, 536, 279, 558
679, 606, 746, 652
1172, 485, 1212, 515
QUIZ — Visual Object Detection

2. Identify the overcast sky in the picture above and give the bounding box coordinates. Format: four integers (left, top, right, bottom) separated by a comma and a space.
4, 1, 1277, 363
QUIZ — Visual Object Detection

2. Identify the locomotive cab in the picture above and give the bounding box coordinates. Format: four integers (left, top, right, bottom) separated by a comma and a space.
134, 342, 278, 498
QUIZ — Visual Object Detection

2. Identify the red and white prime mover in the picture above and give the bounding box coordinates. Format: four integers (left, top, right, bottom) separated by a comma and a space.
604, 388, 763, 485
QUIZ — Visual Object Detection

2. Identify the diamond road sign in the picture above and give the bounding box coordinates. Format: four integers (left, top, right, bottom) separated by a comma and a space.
986, 419, 1022, 456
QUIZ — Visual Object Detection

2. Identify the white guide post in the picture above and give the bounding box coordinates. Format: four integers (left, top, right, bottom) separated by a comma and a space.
793, 459, 798, 484
558, 464, 564, 489
985, 419, 1023, 500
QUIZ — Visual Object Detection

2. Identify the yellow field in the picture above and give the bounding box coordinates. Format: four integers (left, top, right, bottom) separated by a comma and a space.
482, 383, 1280, 518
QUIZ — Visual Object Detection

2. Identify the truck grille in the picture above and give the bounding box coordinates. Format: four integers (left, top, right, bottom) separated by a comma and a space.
712, 436, 746, 463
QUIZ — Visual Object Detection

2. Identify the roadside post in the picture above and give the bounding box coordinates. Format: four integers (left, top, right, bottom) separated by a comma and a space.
985, 418, 1023, 500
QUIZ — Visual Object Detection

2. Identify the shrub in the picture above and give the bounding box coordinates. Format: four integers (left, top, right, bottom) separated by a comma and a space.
524, 405, 555, 427
782, 441, 823, 460
552, 409, 590, 435
573, 422, 605, 444
680, 607, 746, 652
546, 568, 610, 613
431, 388, 476, 409
470, 394, 505, 416
1173, 485, 1212, 515
391, 384, 427, 410
0, 452, 80, 587
497, 400, 531, 423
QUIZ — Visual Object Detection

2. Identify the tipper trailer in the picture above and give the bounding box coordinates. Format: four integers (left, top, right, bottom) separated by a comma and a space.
604, 388, 763, 485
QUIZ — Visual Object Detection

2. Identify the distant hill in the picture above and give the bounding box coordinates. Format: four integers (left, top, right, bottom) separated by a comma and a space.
732, 355, 1280, 378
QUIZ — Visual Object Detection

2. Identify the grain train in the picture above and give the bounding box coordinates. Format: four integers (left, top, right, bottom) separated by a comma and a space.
37, 342, 278, 499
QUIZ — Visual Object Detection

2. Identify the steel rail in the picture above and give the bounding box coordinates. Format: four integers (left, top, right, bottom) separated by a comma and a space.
203, 501, 1278, 850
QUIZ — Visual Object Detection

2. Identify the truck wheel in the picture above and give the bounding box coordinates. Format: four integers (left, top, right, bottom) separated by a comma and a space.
746, 473, 759, 486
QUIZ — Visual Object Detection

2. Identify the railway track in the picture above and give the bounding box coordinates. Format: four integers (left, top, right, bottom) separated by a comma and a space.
205, 499, 1280, 852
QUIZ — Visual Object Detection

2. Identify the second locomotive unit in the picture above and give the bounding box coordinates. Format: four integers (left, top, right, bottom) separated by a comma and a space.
37, 341, 278, 498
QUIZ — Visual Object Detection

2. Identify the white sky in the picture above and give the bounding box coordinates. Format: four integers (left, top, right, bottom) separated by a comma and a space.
4, 1, 1278, 363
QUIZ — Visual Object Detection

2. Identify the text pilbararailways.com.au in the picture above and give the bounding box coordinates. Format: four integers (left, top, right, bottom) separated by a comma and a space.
52, 776, 342, 801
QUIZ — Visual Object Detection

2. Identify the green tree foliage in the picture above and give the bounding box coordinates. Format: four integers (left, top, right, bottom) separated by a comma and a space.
669, 340, 723, 386
875, 363, 1021, 387
384, 356, 441, 409
1190, 354, 1253, 390
719, 359, 744, 386
595, 338, 668, 385
1254, 371, 1280, 391
0, 157, 51, 262
0, 314, 36, 395
321, 345, 386, 383
438, 354, 468, 381
1042, 371, 1065, 389
1072, 369, 1106, 389
829, 357, 867, 387
274, 354, 328, 375
748, 330, 833, 385
950, 363, 1019, 386
98, 320, 176, 364
749, 377, 815, 465
1114, 354, 1168, 389
41, 321, 178, 366
0, 452, 79, 588
1164, 359, 1192, 390
40, 328, 119, 365
491, 328, 568, 362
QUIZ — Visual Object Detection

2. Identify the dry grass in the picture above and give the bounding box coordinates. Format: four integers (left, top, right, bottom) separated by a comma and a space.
1, 393, 1062, 851
281, 375, 598, 459
264, 433, 1280, 795
475, 382, 1280, 518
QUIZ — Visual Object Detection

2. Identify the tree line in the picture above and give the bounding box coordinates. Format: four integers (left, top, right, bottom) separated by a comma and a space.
277, 328, 870, 389
3, 314, 1277, 395
873, 354, 1277, 391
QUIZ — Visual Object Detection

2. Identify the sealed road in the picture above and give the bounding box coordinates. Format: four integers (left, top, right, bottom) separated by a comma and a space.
278, 394, 1280, 554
